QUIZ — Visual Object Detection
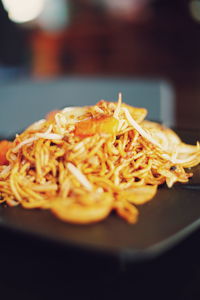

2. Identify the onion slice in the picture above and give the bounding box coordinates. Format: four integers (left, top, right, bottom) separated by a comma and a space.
67, 162, 93, 191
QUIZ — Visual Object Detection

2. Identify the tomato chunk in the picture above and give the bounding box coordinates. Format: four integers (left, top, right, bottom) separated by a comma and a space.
74, 116, 119, 137
0, 140, 13, 165
46, 110, 60, 121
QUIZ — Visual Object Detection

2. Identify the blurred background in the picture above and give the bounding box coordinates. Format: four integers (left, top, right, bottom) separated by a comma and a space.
0, 0, 200, 129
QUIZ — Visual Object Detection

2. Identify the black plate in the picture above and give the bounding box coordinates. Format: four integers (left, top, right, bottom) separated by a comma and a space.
0, 79, 199, 263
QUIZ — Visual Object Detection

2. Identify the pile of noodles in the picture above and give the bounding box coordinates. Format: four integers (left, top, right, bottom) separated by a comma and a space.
0, 95, 200, 224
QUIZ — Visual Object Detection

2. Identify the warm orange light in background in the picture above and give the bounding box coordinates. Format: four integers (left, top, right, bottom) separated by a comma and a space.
1, 0, 45, 23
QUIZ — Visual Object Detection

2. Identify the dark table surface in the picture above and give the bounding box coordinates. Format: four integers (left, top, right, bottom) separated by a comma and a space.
1, 225, 200, 300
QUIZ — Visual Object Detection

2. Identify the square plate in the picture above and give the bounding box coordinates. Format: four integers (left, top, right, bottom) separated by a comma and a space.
0, 78, 199, 263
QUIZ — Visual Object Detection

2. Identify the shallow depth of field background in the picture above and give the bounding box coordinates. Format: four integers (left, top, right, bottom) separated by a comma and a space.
0, 0, 200, 129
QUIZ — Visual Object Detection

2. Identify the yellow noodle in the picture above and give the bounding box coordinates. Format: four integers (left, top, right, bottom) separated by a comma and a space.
0, 97, 199, 224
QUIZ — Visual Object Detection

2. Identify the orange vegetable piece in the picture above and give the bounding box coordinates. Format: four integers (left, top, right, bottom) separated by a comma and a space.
74, 116, 119, 137
0, 140, 13, 165
46, 110, 60, 121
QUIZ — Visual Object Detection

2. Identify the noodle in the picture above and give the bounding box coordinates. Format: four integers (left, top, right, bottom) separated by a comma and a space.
0, 95, 199, 224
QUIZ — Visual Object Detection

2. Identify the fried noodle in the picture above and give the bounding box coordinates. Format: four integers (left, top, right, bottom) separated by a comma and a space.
0, 95, 199, 224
